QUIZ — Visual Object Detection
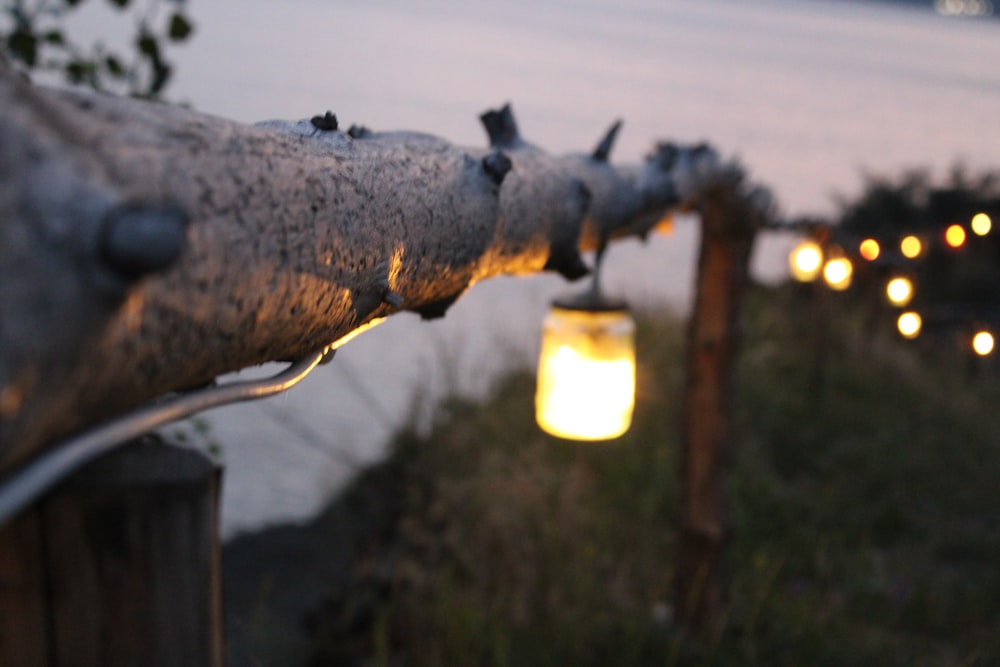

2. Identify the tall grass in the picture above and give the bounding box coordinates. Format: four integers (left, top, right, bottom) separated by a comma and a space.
307, 283, 1000, 666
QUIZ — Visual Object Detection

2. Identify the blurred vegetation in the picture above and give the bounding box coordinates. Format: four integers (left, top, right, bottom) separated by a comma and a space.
1, 0, 194, 98
302, 277, 1000, 666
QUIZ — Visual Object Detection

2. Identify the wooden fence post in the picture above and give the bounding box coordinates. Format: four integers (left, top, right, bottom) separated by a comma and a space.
674, 181, 759, 633
0, 436, 224, 667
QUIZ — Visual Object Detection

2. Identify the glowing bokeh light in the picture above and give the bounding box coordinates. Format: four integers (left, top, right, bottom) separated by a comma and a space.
886, 277, 914, 307
897, 312, 922, 339
972, 213, 992, 236
789, 240, 823, 282
945, 224, 966, 248
823, 257, 852, 291
900, 235, 922, 259
973, 331, 995, 356
859, 238, 880, 261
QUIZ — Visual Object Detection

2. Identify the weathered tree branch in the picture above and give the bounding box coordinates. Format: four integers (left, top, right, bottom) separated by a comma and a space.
0, 60, 723, 473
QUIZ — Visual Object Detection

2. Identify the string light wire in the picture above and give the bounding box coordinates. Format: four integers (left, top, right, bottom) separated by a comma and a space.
0, 347, 332, 526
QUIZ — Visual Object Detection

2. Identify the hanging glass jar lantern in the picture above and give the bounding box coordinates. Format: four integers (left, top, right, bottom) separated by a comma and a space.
535, 290, 636, 441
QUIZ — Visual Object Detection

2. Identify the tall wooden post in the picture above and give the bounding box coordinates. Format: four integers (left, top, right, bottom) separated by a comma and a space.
674, 181, 759, 632
0, 437, 224, 667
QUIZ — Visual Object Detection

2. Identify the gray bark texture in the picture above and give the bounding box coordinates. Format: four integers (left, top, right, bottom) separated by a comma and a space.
0, 61, 726, 474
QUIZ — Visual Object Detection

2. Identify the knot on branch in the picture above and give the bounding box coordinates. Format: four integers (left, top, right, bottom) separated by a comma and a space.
543, 178, 591, 281
647, 141, 681, 170
99, 202, 189, 281
480, 103, 520, 148
310, 111, 339, 133
591, 119, 622, 163
481, 149, 512, 185
347, 124, 372, 139
643, 141, 775, 237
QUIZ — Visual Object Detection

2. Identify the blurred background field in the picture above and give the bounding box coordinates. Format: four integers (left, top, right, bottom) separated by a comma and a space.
225, 164, 1000, 665
227, 277, 1000, 666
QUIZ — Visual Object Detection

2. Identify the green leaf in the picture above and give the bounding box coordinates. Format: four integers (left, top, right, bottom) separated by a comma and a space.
8, 29, 38, 68
105, 0, 130, 8
104, 54, 124, 77
65, 59, 92, 84
136, 29, 160, 61
167, 13, 193, 42
43, 30, 65, 45
64, 0, 88, 6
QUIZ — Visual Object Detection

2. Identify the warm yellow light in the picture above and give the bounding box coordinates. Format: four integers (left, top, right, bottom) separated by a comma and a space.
823, 257, 853, 291
329, 317, 386, 350
536, 306, 635, 441
971, 213, 992, 236
945, 224, 966, 248
859, 238, 880, 261
789, 240, 823, 282
900, 235, 922, 259
973, 331, 994, 356
897, 312, 922, 339
653, 212, 675, 236
885, 277, 914, 307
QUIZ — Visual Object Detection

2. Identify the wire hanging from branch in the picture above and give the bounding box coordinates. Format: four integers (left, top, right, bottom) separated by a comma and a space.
0, 347, 332, 526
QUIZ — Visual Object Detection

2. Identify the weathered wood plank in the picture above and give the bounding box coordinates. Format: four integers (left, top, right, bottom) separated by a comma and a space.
675, 176, 767, 632
0, 437, 223, 667
0, 509, 49, 665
